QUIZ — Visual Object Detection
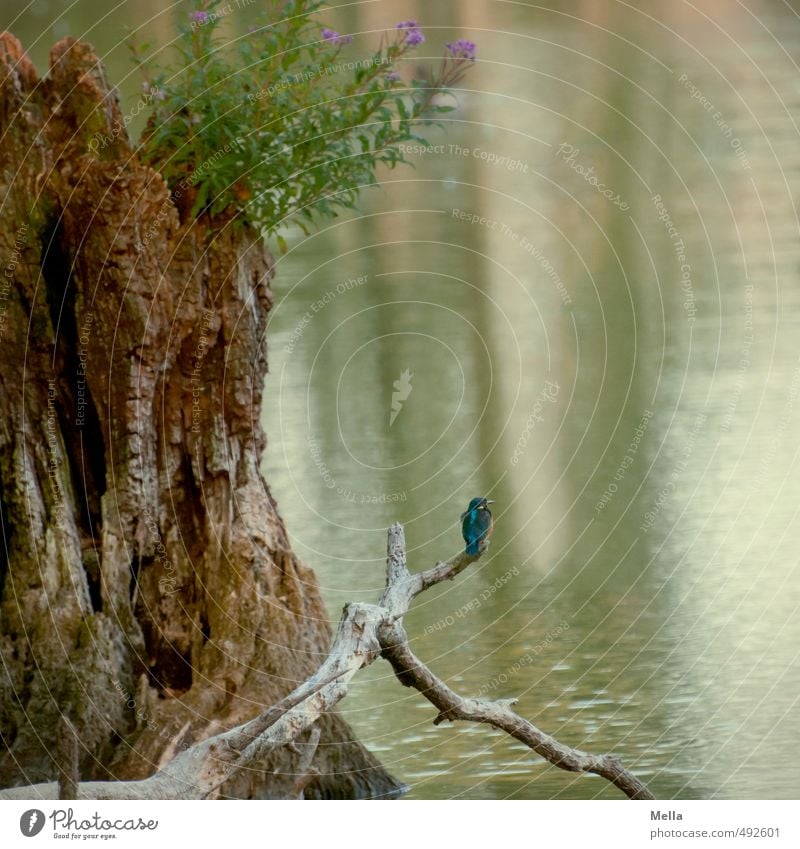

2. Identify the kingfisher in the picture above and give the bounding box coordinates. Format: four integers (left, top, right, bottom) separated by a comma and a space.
461, 497, 495, 555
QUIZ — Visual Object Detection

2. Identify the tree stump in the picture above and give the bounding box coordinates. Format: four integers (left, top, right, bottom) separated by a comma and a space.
0, 32, 400, 799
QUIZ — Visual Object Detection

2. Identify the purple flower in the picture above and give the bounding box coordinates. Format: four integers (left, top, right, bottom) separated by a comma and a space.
396, 20, 425, 46
385, 71, 402, 82
189, 10, 208, 24
321, 27, 353, 46
446, 39, 477, 61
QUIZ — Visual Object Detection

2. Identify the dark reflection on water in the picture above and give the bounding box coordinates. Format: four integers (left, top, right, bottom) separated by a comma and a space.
6, 0, 800, 799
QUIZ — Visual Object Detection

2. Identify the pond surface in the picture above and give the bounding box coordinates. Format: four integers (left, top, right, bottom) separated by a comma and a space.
261, 0, 800, 799
6, 0, 800, 800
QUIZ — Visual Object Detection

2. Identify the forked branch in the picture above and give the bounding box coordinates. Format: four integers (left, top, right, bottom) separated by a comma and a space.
0, 523, 653, 800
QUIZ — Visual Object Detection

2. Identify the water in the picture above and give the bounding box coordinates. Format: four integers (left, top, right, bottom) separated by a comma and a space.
7, 0, 800, 800
261, 0, 800, 799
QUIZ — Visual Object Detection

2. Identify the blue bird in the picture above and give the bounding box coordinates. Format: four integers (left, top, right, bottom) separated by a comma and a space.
461, 497, 495, 555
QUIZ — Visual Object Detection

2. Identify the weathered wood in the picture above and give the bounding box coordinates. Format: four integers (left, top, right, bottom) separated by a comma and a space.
379, 623, 653, 799
0, 31, 398, 799
378, 524, 652, 799
288, 727, 322, 800
1, 522, 654, 800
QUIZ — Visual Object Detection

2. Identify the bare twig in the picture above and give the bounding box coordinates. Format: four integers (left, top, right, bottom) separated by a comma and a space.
379, 620, 653, 799
287, 726, 322, 799
378, 523, 652, 799
0, 522, 653, 800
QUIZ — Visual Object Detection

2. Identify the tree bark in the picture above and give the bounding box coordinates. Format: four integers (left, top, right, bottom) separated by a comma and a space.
0, 32, 401, 799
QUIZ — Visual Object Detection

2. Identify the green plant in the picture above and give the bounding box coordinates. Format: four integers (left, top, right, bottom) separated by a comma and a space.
128, 0, 476, 241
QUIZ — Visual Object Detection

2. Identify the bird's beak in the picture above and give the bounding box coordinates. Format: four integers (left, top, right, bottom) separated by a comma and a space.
486, 500, 495, 504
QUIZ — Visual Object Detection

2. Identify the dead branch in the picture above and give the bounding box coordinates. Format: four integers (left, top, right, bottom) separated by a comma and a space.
286, 727, 322, 800
0, 522, 653, 800
380, 621, 651, 799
